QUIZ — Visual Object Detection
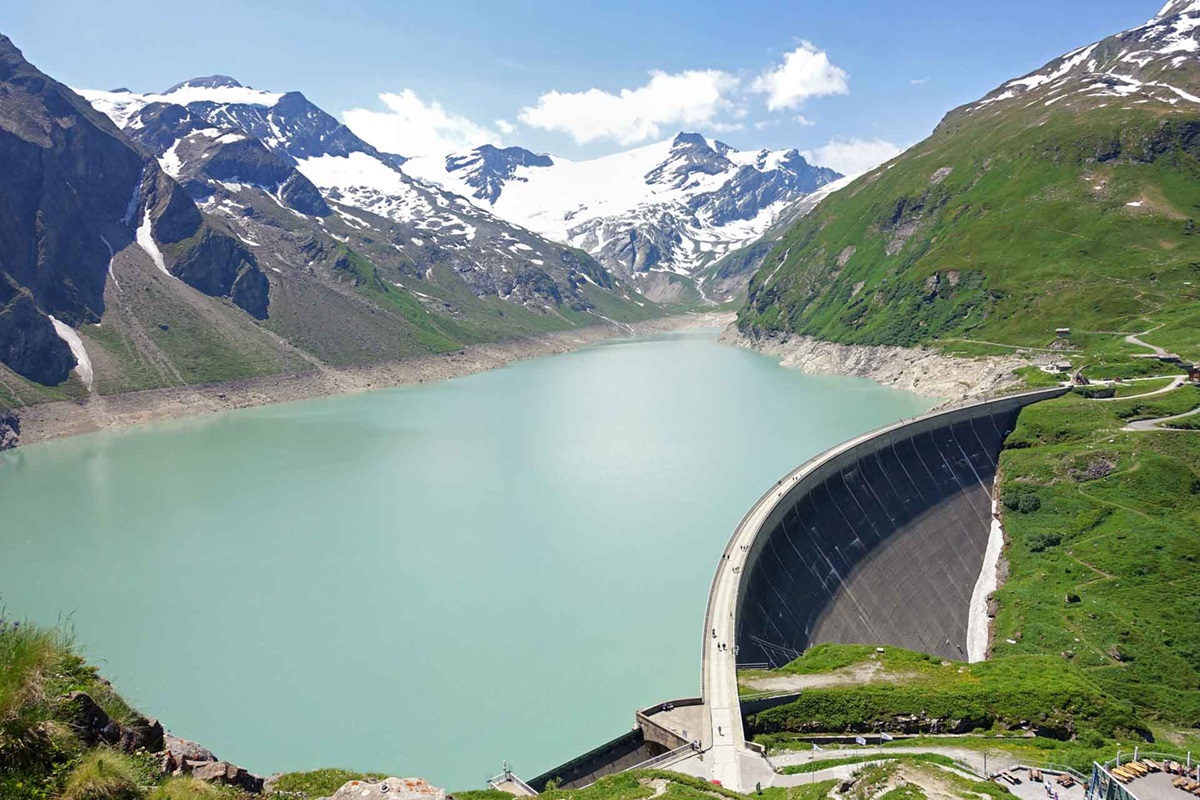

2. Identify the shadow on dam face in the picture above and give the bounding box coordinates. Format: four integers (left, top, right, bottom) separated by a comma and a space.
737, 402, 1030, 666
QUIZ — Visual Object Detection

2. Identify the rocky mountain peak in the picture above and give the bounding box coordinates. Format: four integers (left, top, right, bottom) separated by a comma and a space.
670, 131, 711, 149
1154, 0, 1200, 20
444, 145, 554, 203
647, 132, 733, 187
165, 75, 244, 93
958, 0, 1200, 119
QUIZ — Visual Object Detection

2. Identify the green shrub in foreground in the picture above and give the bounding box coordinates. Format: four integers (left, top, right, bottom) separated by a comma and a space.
146, 777, 221, 800
60, 750, 142, 800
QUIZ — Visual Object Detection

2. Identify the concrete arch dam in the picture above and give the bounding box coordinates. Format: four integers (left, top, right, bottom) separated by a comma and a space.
527, 387, 1067, 794
733, 388, 1067, 667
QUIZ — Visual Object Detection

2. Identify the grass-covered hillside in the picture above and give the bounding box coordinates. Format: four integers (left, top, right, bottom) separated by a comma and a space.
737, 6, 1200, 361
739, 105, 1200, 356
993, 388, 1200, 726
741, 384, 1200, 767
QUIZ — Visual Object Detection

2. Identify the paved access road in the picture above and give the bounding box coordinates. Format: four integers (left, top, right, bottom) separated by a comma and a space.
701, 471, 805, 789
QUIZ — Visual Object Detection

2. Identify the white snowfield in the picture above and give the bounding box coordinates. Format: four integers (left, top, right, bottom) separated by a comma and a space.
973, 0, 1200, 111
47, 315, 93, 391
403, 135, 828, 276
77, 84, 283, 128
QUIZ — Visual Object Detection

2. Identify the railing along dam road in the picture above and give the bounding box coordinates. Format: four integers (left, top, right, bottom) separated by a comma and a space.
698, 387, 1068, 790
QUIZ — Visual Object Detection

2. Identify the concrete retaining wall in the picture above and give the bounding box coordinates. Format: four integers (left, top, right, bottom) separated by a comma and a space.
528, 729, 662, 791
637, 698, 703, 751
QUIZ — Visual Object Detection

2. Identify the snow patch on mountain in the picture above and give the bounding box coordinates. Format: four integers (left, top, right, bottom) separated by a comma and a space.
136, 209, 171, 277
969, 0, 1200, 113
78, 81, 283, 128
48, 316, 93, 391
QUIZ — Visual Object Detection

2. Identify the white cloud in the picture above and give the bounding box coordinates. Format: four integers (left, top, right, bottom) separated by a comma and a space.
342, 90, 502, 157
751, 42, 849, 111
911, 77, 931, 85
793, 115, 815, 127
801, 137, 902, 176
495, 119, 516, 135
518, 69, 740, 145
710, 121, 745, 134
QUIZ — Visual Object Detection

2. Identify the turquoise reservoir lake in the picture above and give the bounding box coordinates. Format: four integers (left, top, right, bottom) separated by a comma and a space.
0, 329, 932, 788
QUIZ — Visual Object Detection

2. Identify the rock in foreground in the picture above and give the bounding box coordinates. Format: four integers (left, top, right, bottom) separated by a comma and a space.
331, 776, 449, 800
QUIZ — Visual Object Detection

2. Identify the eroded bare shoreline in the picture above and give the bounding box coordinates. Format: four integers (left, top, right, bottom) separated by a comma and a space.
12, 313, 735, 449
720, 327, 1039, 403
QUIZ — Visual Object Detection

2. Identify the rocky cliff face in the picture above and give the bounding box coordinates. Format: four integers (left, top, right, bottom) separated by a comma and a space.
444, 144, 553, 203
140, 165, 270, 318
126, 100, 332, 217
0, 35, 271, 384
0, 34, 143, 382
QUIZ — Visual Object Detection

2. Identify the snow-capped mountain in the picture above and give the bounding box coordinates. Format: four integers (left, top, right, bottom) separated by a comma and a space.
403, 133, 841, 302
78, 78, 642, 314
965, 0, 1200, 115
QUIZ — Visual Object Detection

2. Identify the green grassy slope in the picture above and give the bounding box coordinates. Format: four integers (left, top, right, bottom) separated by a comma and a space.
737, 103, 1200, 361
994, 389, 1200, 728
746, 645, 1146, 742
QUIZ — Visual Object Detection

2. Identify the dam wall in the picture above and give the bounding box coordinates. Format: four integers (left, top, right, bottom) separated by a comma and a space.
733, 388, 1067, 666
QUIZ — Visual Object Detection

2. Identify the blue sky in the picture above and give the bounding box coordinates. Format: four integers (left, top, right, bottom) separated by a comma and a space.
7, 0, 1162, 171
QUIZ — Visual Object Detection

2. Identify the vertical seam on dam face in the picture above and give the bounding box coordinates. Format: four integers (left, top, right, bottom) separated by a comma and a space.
729, 389, 1067, 669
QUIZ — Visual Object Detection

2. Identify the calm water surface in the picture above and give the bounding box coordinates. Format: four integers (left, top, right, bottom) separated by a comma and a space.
0, 329, 933, 788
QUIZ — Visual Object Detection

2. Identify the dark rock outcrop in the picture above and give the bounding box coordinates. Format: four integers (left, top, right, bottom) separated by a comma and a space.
159, 732, 263, 793
445, 144, 554, 203
166, 223, 270, 318
0, 288, 75, 384
140, 165, 270, 318
188, 760, 264, 793
0, 410, 18, 450
163, 733, 216, 764
125, 103, 331, 217
59, 691, 164, 753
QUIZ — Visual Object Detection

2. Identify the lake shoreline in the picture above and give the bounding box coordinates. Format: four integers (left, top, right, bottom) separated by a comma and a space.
720, 325, 1034, 403
10, 312, 734, 449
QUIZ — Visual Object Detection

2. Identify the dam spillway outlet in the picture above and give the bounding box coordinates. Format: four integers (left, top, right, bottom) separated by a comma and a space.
736, 396, 1043, 665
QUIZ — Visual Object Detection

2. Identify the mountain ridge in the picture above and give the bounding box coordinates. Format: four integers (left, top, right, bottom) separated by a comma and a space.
736, 1, 1200, 361
402, 132, 842, 303
81, 75, 843, 307
0, 41, 660, 407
